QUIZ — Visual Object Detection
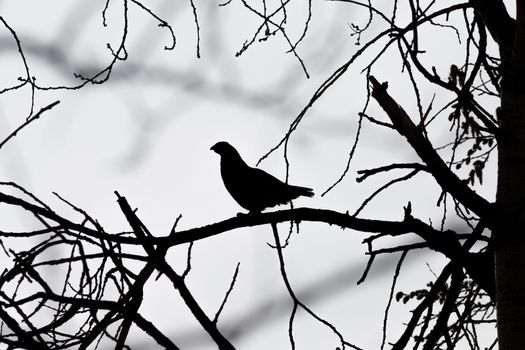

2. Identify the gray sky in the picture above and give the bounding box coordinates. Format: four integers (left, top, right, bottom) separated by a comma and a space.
0, 1, 500, 349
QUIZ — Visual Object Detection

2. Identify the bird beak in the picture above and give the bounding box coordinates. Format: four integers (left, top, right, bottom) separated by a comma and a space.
211, 142, 222, 153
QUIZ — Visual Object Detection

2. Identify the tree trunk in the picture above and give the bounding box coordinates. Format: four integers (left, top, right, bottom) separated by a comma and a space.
495, 1, 525, 348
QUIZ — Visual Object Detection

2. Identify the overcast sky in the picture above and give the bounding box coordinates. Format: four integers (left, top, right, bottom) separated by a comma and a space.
0, 1, 503, 349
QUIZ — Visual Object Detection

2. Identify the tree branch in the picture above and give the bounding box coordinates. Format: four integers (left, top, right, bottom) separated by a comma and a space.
116, 193, 235, 350
0, 101, 60, 151
392, 262, 455, 350
156, 206, 494, 297
368, 76, 493, 221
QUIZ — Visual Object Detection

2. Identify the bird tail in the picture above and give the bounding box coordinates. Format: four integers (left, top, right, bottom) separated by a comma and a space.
292, 185, 314, 198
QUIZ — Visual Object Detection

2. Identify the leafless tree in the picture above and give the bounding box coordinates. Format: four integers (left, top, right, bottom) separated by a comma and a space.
0, 0, 520, 349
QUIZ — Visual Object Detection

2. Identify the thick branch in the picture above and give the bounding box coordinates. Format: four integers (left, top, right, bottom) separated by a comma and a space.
471, 0, 515, 55
368, 76, 492, 221
160, 208, 418, 246
157, 207, 493, 297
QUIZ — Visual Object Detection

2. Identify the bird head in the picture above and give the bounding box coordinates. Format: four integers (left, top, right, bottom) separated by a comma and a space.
211, 141, 238, 157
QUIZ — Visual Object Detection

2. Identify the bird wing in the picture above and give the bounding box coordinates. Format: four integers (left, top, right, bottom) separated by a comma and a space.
247, 167, 312, 210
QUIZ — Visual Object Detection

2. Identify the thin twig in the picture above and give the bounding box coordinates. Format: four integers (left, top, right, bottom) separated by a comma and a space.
381, 250, 408, 350
0, 101, 60, 151
213, 262, 240, 324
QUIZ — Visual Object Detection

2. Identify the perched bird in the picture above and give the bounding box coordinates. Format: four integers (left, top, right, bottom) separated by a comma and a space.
211, 141, 314, 213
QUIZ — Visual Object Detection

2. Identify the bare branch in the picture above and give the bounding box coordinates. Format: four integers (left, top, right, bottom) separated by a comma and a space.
213, 263, 241, 324
369, 76, 493, 221
0, 101, 60, 151
270, 223, 350, 349
381, 250, 407, 350
356, 163, 428, 182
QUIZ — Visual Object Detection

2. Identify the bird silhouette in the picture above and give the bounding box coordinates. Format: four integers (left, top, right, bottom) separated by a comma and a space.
211, 141, 314, 213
